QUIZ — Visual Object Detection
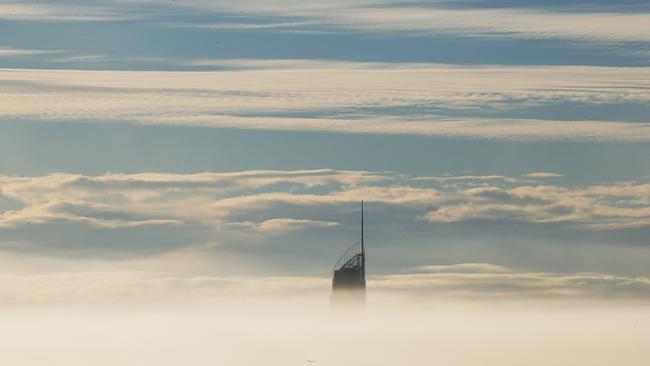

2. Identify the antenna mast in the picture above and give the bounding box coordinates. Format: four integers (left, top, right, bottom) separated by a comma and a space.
361, 200, 364, 254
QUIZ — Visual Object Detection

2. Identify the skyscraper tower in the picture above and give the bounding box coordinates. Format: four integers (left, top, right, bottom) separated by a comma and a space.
331, 201, 366, 307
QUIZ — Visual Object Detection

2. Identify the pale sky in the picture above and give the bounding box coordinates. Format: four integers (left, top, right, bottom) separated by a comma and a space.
0, 0, 649, 311
2, 2, 650, 364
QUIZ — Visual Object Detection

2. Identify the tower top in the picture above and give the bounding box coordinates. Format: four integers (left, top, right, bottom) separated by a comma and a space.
361, 200, 364, 255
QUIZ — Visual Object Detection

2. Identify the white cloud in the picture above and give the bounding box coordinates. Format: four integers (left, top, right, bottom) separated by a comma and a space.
144, 115, 650, 142
0, 47, 62, 57
524, 172, 564, 178
1, 63, 649, 141
2, 0, 648, 48
153, 0, 650, 43
1, 170, 649, 248
0, 271, 329, 305
0, 2, 134, 21
0, 170, 388, 232
330, 6, 650, 42
3, 0, 649, 45
0, 169, 383, 205
375, 264, 650, 300
408, 263, 512, 274
162, 20, 323, 31
426, 183, 650, 229
0, 263, 648, 305
416, 175, 521, 183
231, 218, 339, 233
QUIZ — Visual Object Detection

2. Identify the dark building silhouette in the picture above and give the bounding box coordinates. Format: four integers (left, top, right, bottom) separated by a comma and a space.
331, 201, 366, 308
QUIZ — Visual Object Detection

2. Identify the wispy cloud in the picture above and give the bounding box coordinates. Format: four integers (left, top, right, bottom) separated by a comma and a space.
1, 63, 648, 141
142, 0, 650, 43
524, 172, 565, 179
0, 1, 135, 22
1, 170, 648, 258
0, 47, 62, 57
425, 183, 650, 229
231, 218, 340, 233
3, 1, 649, 45
0, 263, 648, 305
376, 263, 650, 301
162, 20, 324, 31
144, 115, 650, 142
0, 170, 386, 232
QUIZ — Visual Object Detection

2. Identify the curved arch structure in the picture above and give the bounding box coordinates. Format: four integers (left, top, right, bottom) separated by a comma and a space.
331, 202, 366, 308
332, 240, 365, 290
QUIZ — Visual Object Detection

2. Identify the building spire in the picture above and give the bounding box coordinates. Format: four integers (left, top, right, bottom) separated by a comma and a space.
361, 200, 364, 254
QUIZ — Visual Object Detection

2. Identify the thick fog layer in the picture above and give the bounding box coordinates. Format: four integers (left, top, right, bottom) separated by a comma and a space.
2, 290, 649, 366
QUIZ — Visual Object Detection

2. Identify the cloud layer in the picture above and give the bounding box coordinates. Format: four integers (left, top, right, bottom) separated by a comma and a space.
1, 170, 648, 258
383, 263, 650, 301
1, 262, 648, 305
5, 0, 647, 44
168, 0, 650, 42
1, 63, 649, 141
0, 1, 133, 21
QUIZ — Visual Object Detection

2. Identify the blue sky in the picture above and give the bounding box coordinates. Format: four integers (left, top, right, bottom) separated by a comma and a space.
0, 0, 649, 303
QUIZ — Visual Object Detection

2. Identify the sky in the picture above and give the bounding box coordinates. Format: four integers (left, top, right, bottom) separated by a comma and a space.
0, 1, 649, 364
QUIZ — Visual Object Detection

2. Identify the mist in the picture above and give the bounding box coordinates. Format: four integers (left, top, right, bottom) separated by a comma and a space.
1, 0, 648, 364
2, 289, 649, 366
1, 253, 649, 365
